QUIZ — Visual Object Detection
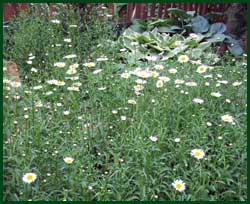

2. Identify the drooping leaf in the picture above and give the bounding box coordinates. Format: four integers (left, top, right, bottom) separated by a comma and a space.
191, 15, 210, 33
148, 18, 177, 27
163, 44, 189, 59
207, 33, 226, 43
122, 37, 134, 51
170, 25, 181, 30
158, 26, 175, 33
197, 41, 212, 50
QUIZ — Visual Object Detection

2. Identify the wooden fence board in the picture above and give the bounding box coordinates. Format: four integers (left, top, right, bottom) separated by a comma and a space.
4, 3, 234, 25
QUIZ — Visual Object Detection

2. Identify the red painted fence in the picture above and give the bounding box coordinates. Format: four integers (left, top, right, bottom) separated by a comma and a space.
111, 3, 232, 24
4, 3, 28, 22
4, 3, 232, 23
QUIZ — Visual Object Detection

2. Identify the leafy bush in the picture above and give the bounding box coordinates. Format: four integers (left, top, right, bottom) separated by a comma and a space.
4, 4, 116, 81
126, 8, 244, 57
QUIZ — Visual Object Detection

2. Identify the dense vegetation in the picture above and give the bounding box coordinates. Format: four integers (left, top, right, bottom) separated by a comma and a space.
3, 4, 247, 201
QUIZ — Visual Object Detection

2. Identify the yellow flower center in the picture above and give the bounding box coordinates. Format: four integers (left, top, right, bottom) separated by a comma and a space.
176, 183, 182, 189
151, 72, 158, 77
181, 57, 186, 61
66, 159, 71, 163
194, 152, 201, 157
27, 175, 33, 181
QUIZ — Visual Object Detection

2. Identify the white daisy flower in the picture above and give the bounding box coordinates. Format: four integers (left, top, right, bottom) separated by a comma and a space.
149, 136, 158, 142
158, 76, 170, 82
191, 149, 205, 160
63, 157, 74, 164
232, 81, 242, 86
156, 80, 164, 88
64, 38, 72, 43
128, 99, 136, 105
193, 98, 204, 104
178, 55, 189, 63
22, 173, 37, 184
211, 92, 222, 97
196, 65, 207, 74
69, 63, 79, 69
10, 81, 22, 88
172, 180, 186, 192
66, 68, 77, 75
121, 72, 130, 79
221, 114, 234, 123
83, 62, 95, 68
121, 116, 127, 121
54, 62, 66, 68
63, 54, 77, 59
185, 82, 197, 87
175, 79, 185, 84
93, 69, 102, 74
168, 68, 177, 74
51, 19, 60, 24
63, 111, 70, 115
154, 64, 164, 70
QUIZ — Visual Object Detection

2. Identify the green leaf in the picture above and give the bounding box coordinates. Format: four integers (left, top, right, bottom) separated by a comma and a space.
170, 25, 181, 30
122, 38, 134, 51
167, 8, 193, 19
197, 41, 212, 50
129, 24, 145, 33
191, 15, 210, 33
163, 44, 189, 59
209, 23, 226, 35
188, 48, 203, 59
207, 33, 226, 43
158, 26, 175, 33
148, 18, 177, 27
226, 40, 244, 56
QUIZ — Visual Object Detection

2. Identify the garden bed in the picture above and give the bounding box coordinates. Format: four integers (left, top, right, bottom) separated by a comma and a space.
3, 4, 247, 201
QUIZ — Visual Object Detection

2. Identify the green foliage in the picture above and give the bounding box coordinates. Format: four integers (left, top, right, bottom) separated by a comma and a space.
3, 4, 247, 201
167, 8, 194, 20
209, 23, 226, 35
126, 9, 244, 57
3, 4, 116, 81
224, 36, 244, 57
191, 15, 210, 33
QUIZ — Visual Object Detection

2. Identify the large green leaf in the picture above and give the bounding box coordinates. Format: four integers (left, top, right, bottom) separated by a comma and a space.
136, 34, 154, 44
163, 44, 189, 59
122, 37, 134, 51
129, 24, 145, 33
191, 15, 210, 33
197, 41, 212, 50
161, 34, 184, 48
225, 38, 244, 56
209, 23, 226, 35
148, 18, 177, 27
184, 39, 198, 47
158, 26, 175, 33
207, 33, 226, 43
